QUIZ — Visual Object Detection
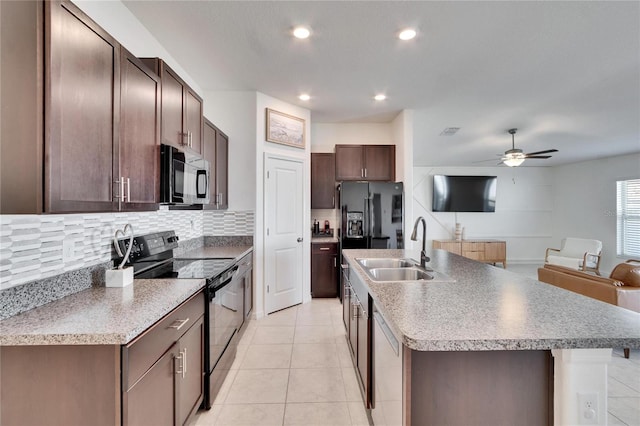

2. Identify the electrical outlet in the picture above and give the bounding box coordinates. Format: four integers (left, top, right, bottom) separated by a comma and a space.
62, 239, 75, 262
578, 392, 598, 425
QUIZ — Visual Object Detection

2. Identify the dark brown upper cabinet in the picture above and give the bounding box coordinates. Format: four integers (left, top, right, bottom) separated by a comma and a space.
2, 0, 165, 213
45, 0, 120, 213
311, 153, 336, 209
203, 118, 229, 210
0, 0, 43, 213
118, 48, 161, 211
141, 58, 203, 157
335, 145, 395, 182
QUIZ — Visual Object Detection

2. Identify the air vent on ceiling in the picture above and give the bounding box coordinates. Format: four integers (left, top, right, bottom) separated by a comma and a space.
440, 127, 460, 136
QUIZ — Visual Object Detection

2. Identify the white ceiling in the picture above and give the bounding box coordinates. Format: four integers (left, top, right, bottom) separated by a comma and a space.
122, 0, 640, 167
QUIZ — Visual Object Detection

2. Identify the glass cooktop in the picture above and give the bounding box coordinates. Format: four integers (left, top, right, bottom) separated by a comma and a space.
135, 258, 235, 280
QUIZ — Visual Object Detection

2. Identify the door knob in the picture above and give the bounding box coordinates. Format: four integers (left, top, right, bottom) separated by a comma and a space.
297, 237, 303, 242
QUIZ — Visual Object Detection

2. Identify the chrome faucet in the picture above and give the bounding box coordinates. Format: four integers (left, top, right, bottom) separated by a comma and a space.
410, 216, 430, 269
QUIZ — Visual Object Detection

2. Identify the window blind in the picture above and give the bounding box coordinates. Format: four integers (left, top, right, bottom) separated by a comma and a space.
617, 178, 640, 257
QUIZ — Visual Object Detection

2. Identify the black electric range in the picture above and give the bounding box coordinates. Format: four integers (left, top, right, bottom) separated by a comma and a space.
115, 230, 246, 411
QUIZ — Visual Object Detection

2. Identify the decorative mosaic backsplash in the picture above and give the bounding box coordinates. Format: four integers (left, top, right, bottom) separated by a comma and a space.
0, 209, 254, 291
204, 210, 254, 236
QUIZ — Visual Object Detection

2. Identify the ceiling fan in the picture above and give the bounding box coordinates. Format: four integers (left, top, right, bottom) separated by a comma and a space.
499, 128, 558, 167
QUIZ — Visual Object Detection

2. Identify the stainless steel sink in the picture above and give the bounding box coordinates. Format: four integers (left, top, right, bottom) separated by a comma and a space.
357, 258, 415, 269
368, 267, 433, 281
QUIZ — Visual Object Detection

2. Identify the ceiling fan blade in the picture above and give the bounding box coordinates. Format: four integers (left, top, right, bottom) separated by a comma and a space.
524, 155, 552, 159
472, 158, 502, 163
525, 149, 558, 156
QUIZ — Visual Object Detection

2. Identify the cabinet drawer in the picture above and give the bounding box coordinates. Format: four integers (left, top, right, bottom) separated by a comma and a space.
312, 242, 337, 255
461, 242, 484, 252
123, 291, 204, 391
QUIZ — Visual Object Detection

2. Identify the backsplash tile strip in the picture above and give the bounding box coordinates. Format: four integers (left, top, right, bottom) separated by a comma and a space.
0, 209, 254, 292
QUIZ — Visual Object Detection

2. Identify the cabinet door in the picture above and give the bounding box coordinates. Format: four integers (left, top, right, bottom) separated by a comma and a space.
203, 119, 217, 207
342, 278, 350, 332
311, 153, 336, 208
176, 316, 204, 426
215, 129, 229, 209
123, 344, 178, 426
119, 49, 160, 210
349, 294, 358, 358
185, 88, 203, 155
335, 145, 364, 181
311, 243, 338, 297
45, 0, 118, 212
244, 269, 253, 320
357, 301, 370, 407
484, 242, 506, 262
363, 145, 395, 181
161, 66, 185, 148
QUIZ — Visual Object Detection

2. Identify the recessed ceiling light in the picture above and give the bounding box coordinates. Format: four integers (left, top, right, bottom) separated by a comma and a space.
299, 94, 311, 101
293, 26, 311, 39
374, 94, 386, 101
398, 29, 417, 41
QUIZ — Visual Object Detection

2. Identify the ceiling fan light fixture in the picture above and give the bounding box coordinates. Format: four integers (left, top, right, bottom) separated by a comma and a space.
503, 157, 525, 167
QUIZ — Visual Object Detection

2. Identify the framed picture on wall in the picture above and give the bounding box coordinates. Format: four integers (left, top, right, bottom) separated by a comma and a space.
266, 108, 305, 149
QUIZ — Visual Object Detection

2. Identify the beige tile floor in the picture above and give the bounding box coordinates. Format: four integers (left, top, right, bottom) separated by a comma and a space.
193, 292, 640, 425
193, 298, 369, 426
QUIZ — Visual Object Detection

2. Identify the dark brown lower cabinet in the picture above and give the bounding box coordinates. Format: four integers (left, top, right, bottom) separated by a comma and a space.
124, 344, 178, 426
0, 292, 204, 426
123, 292, 204, 426
311, 242, 338, 298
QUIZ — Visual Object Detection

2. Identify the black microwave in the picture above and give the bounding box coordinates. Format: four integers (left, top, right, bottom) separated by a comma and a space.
160, 144, 210, 205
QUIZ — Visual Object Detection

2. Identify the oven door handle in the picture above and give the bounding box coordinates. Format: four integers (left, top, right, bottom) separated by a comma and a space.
215, 266, 239, 290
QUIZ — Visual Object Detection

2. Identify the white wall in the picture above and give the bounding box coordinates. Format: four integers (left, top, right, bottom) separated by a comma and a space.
310, 123, 394, 152
203, 91, 257, 211
254, 93, 311, 318
72, 0, 201, 94
552, 153, 640, 274
392, 110, 414, 247
413, 166, 554, 264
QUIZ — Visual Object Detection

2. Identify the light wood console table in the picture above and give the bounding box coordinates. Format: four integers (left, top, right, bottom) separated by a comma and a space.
433, 239, 507, 268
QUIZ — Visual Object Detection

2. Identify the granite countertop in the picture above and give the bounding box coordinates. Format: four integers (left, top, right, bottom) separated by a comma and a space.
0, 246, 254, 346
343, 248, 640, 352
311, 237, 339, 244
0, 278, 204, 346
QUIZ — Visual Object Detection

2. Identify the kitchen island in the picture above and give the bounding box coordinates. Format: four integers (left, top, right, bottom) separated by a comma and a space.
342, 248, 640, 426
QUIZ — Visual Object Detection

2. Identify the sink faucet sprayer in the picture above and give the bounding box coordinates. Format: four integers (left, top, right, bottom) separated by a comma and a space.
410, 216, 430, 269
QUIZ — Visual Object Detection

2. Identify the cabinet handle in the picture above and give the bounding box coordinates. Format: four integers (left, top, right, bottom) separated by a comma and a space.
113, 178, 124, 209
352, 301, 359, 319
183, 347, 187, 376
219, 193, 224, 205
189, 131, 193, 148
168, 318, 190, 331
125, 177, 130, 202
344, 286, 350, 298
320, 247, 330, 251
364, 168, 367, 178
175, 352, 184, 377
361, 168, 364, 178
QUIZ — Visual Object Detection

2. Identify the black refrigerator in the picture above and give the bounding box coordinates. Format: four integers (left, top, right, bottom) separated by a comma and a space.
339, 182, 404, 253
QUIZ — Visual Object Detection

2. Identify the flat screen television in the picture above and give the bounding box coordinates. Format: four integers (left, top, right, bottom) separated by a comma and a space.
432, 175, 497, 212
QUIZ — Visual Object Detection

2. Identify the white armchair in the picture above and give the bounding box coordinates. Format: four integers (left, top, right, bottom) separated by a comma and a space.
545, 238, 603, 276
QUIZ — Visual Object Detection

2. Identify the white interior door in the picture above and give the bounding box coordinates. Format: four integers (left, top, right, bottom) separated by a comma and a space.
264, 155, 304, 314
